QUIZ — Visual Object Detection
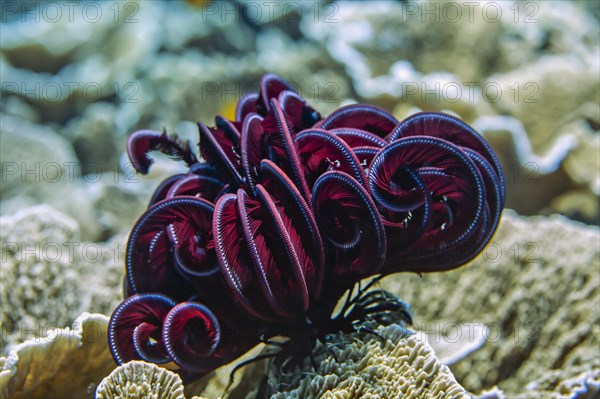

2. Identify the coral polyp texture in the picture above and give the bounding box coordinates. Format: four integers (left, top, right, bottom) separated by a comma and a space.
108, 74, 505, 380
95, 360, 185, 399
269, 325, 470, 398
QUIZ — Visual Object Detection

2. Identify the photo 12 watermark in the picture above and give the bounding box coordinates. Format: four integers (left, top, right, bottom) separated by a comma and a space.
1, 240, 125, 265
1, 81, 140, 104
1, 320, 107, 347
399, 81, 539, 104
197, 80, 539, 105
198, 1, 339, 24
396, 1, 540, 24
1, 161, 139, 185
1, 1, 139, 24
200, 80, 341, 104
414, 320, 541, 345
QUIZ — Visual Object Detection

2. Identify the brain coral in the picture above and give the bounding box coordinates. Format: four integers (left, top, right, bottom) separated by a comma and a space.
268, 324, 469, 398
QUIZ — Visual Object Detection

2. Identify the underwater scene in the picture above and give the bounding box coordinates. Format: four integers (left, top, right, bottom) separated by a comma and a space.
1, 1, 599, 398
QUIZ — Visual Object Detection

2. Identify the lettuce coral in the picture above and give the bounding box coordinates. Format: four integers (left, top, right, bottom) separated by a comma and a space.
268, 324, 470, 398
96, 361, 185, 399
0, 313, 114, 399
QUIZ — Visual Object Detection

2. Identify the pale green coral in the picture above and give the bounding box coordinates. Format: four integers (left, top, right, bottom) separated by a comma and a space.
96, 361, 185, 399
269, 324, 470, 398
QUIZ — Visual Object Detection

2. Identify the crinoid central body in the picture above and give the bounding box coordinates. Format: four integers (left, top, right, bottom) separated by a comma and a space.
108, 74, 505, 385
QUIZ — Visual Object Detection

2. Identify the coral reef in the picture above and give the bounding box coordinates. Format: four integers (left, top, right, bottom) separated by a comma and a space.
2, 1, 597, 225
63, 102, 123, 172
480, 364, 600, 399
96, 361, 185, 399
381, 210, 600, 395
0, 0, 597, 397
0, 114, 100, 238
482, 55, 600, 222
0, 114, 149, 240
3, 208, 595, 399
420, 321, 489, 366
488, 54, 598, 153
1, 205, 84, 352
0, 1, 349, 239
0, 0, 160, 123
301, 1, 600, 223
268, 324, 469, 398
0, 313, 114, 399
0, 205, 123, 352
0, 1, 344, 133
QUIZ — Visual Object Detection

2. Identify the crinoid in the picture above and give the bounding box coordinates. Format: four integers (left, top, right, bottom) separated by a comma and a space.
230, 278, 415, 398
108, 74, 505, 387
